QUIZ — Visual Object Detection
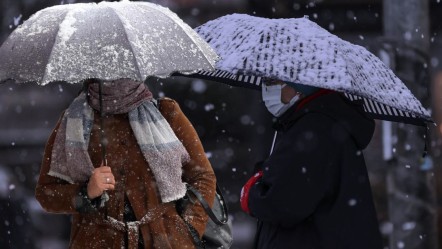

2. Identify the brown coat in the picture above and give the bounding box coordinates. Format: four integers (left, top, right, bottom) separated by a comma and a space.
35, 98, 217, 249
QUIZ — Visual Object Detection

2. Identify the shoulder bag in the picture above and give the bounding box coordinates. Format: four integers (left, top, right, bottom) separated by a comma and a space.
176, 184, 233, 249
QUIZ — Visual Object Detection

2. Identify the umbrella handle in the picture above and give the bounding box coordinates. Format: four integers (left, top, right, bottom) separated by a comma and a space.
98, 80, 109, 220
98, 80, 107, 164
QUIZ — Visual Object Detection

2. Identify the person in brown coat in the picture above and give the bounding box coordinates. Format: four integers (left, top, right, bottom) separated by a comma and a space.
35, 79, 217, 249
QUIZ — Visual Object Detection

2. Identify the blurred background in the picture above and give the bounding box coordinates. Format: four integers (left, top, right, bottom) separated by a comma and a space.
1, 0, 442, 248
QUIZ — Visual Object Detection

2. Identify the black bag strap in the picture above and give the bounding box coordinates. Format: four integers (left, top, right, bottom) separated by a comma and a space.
183, 220, 205, 249
186, 184, 229, 226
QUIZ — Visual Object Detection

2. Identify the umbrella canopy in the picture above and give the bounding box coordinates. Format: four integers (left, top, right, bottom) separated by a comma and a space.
191, 13, 432, 126
0, 1, 219, 178
0, 1, 218, 85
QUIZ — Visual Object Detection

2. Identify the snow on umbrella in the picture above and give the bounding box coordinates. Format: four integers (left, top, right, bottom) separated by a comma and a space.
0, 1, 219, 183
0, 0, 218, 85
191, 13, 431, 126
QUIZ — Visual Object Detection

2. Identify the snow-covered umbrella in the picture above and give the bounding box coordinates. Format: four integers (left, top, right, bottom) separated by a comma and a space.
191, 13, 432, 126
0, 0, 218, 85
0, 0, 218, 167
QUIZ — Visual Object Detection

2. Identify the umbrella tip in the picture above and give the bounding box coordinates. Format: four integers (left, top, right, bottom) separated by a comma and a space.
303, 15, 310, 19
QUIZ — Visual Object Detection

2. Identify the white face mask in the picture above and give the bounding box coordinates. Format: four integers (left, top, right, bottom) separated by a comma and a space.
262, 84, 301, 117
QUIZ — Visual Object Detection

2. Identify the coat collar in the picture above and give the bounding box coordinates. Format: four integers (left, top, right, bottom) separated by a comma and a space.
273, 90, 375, 150
273, 89, 333, 131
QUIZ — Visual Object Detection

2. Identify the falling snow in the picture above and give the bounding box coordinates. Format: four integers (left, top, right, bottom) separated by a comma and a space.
0, 1, 440, 249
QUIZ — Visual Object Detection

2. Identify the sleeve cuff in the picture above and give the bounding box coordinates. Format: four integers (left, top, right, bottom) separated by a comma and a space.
73, 184, 100, 213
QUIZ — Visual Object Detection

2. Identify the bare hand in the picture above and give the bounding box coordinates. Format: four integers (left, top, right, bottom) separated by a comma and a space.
87, 165, 115, 199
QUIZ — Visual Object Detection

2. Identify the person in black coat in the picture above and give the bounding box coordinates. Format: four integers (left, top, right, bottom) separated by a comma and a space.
240, 79, 383, 249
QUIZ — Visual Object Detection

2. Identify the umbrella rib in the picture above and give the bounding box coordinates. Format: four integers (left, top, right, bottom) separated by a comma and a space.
40, 9, 72, 85
107, 6, 143, 81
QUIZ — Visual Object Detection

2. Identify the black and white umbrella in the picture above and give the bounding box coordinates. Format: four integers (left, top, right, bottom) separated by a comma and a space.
0, 0, 218, 85
190, 14, 432, 126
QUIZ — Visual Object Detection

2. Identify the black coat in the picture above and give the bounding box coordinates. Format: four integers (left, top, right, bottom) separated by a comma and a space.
248, 92, 383, 249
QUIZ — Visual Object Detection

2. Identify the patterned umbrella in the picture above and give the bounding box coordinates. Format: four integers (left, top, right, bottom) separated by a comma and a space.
0, 1, 218, 85
191, 14, 432, 126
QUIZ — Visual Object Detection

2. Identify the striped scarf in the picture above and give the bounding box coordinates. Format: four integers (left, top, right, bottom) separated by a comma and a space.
48, 79, 190, 203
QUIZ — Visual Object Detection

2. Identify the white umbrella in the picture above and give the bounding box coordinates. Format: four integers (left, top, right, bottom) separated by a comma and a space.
0, 1, 218, 85
192, 13, 431, 126
0, 0, 219, 176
